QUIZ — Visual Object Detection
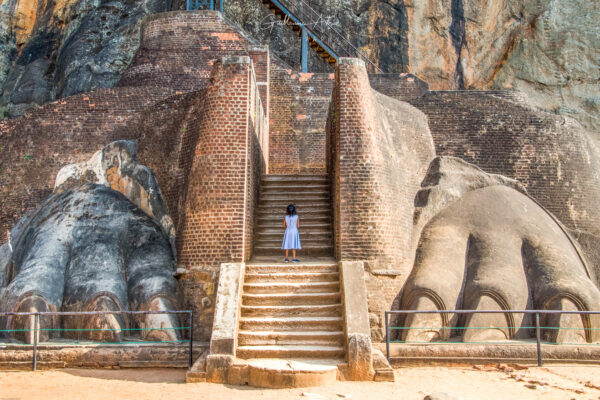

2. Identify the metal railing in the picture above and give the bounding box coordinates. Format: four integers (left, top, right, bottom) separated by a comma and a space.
0, 310, 194, 371
267, 0, 384, 73
385, 309, 600, 367
186, 0, 383, 72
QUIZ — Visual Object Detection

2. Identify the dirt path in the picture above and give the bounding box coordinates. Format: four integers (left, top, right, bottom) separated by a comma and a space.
1, 365, 599, 400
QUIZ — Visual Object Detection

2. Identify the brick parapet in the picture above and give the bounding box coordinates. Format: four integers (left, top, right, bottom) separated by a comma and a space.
118, 11, 250, 92
368, 73, 429, 102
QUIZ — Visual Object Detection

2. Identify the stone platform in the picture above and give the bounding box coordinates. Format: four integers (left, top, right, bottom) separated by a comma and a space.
379, 342, 600, 367
0, 342, 207, 370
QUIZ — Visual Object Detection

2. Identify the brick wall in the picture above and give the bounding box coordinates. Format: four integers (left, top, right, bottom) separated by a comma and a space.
268, 63, 334, 174
407, 91, 600, 286
327, 58, 435, 272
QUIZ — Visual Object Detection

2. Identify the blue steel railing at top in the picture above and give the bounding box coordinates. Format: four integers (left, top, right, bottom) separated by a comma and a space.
267, 0, 384, 72
385, 309, 600, 367
186, 0, 383, 73
187, 0, 222, 13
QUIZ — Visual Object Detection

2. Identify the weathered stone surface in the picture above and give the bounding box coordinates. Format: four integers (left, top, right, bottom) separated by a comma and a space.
339, 261, 374, 381
403, 0, 600, 136
0, 143, 180, 344
0, 343, 203, 369
55, 140, 176, 258
0, 0, 172, 117
209, 262, 245, 355
400, 159, 600, 344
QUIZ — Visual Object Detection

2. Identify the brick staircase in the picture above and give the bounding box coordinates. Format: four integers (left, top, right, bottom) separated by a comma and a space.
240, 174, 342, 360
253, 174, 334, 257
237, 259, 345, 361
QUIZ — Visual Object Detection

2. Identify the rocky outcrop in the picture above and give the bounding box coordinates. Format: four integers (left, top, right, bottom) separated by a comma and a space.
2, 0, 598, 137
403, 0, 600, 137
0, 0, 173, 117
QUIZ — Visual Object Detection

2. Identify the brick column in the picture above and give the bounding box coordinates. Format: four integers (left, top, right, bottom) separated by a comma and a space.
177, 56, 252, 340
329, 58, 434, 272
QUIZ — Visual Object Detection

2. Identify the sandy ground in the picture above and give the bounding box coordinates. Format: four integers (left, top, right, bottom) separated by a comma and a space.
1, 365, 599, 400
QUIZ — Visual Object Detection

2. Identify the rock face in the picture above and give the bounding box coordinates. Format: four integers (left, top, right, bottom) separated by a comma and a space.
0, 141, 180, 344
400, 157, 600, 344
0, 0, 173, 117
2, 0, 598, 136
403, 0, 600, 137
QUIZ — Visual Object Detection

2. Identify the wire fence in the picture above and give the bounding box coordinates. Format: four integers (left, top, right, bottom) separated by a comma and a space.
0, 310, 194, 371
385, 309, 600, 366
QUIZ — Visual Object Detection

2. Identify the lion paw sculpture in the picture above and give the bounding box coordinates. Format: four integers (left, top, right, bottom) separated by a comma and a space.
0, 141, 180, 344
399, 157, 600, 344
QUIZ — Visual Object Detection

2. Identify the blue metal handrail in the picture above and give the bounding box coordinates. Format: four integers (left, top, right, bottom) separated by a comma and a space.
186, 0, 383, 73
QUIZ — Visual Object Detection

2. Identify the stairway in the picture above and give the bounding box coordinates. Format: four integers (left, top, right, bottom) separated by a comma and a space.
253, 174, 334, 257
236, 259, 345, 360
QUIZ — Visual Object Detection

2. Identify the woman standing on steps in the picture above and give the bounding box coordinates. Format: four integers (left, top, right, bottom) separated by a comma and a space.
282, 204, 301, 263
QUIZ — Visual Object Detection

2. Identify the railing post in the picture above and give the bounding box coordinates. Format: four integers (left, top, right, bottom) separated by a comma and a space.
301, 29, 308, 73
219, 0, 223, 14
210, 0, 214, 10
385, 311, 390, 362
188, 310, 194, 368
535, 311, 542, 367
32, 313, 39, 371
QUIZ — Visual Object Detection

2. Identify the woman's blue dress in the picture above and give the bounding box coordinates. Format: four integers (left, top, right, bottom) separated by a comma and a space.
282, 214, 301, 250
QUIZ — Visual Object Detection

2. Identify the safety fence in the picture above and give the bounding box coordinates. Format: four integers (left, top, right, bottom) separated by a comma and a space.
0, 310, 193, 371
385, 309, 600, 366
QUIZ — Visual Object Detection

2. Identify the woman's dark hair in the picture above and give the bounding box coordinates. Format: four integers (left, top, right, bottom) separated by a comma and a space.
286, 204, 297, 216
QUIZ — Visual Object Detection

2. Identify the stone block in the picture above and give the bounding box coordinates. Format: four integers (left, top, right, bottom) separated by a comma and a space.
209, 263, 245, 356
205, 354, 234, 383
339, 261, 375, 380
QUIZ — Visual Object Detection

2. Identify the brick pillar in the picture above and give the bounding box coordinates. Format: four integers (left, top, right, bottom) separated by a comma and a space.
329, 58, 434, 272
177, 56, 252, 340
331, 58, 379, 266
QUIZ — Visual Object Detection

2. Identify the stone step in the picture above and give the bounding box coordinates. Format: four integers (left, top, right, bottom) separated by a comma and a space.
259, 197, 329, 206
237, 344, 345, 359
244, 272, 339, 283
256, 225, 331, 234
243, 281, 340, 294
261, 185, 329, 194
257, 200, 331, 208
255, 236, 332, 244
241, 359, 341, 388
257, 215, 331, 224
256, 232, 332, 242
241, 304, 342, 318
243, 292, 340, 306
240, 316, 343, 332
261, 175, 328, 184
256, 221, 332, 229
245, 263, 338, 274
257, 204, 330, 212
253, 245, 333, 256
238, 330, 345, 346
